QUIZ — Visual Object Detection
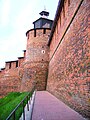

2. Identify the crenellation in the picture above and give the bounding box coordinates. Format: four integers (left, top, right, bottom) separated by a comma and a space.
26, 28, 51, 39
11, 61, 18, 68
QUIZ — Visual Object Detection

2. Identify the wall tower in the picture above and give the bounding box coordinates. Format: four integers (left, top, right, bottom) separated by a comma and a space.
21, 10, 53, 91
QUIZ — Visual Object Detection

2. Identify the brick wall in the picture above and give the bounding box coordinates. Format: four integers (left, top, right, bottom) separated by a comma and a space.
0, 56, 25, 98
47, 0, 90, 118
0, 66, 21, 98
0, 0, 89, 118
21, 28, 51, 91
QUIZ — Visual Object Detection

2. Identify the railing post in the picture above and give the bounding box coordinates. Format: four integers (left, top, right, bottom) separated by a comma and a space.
27, 96, 29, 111
29, 97, 31, 104
23, 101, 25, 120
13, 111, 15, 120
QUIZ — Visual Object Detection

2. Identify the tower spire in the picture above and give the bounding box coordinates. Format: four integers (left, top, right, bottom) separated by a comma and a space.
44, 5, 46, 11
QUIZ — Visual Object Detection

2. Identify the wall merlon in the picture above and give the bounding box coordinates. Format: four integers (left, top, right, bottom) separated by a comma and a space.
18, 57, 24, 59
11, 61, 18, 68
5, 62, 11, 70
0, 68, 5, 72
18, 57, 24, 67
23, 50, 26, 58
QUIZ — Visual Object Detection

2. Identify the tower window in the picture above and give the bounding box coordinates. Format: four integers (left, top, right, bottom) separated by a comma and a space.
42, 50, 45, 54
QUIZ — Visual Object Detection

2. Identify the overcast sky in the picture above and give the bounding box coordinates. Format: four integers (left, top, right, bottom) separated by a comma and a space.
0, 0, 58, 68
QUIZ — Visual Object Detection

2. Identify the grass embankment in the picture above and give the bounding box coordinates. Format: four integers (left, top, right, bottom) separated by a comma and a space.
0, 92, 31, 120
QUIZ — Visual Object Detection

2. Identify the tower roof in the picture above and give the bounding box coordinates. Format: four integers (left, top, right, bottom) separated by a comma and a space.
39, 11, 49, 17
26, 10, 53, 34
32, 10, 53, 29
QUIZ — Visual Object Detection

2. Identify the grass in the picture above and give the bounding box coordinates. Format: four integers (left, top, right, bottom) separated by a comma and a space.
0, 92, 32, 120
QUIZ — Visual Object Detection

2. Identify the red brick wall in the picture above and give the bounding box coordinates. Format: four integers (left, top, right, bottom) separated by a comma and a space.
0, 49, 27, 98
21, 28, 51, 91
0, 59, 25, 98
47, 0, 90, 118
0, 68, 21, 98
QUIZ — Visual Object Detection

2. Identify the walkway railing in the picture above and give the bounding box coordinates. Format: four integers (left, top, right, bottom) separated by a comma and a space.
6, 88, 35, 120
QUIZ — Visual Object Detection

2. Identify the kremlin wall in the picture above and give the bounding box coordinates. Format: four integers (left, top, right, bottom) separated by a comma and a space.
0, 0, 90, 118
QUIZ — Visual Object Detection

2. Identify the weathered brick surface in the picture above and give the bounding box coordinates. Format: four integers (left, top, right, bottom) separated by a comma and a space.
47, 0, 90, 118
21, 29, 51, 91
0, 68, 21, 98
21, 62, 48, 91
0, 56, 25, 98
0, 28, 51, 96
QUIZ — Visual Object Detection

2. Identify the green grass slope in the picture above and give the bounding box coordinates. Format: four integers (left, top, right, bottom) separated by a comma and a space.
0, 92, 29, 120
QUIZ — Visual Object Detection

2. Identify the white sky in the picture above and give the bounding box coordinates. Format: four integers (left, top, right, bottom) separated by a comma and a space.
0, 0, 59, 68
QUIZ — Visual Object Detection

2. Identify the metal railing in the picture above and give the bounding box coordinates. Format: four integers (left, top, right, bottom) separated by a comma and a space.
6, 88, 35, 120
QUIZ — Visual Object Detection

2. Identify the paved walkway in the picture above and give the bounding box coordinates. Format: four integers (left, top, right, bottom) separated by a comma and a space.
32, 91, 86, 120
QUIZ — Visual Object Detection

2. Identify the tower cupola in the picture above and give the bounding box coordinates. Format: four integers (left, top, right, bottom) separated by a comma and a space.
33, 10, 53, 29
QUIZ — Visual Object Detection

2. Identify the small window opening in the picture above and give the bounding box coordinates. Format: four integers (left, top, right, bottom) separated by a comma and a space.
42, 50, 45, 54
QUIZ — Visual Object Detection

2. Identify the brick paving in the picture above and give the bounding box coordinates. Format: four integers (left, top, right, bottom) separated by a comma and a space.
32, 91, 86, 120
